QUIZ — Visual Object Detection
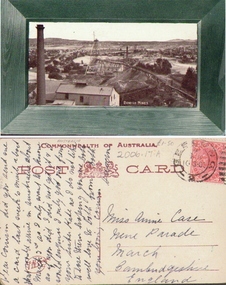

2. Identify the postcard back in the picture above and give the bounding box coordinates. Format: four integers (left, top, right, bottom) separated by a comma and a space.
0, 137, 225, 284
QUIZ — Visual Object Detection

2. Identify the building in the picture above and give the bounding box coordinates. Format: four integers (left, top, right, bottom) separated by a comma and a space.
55, 82, 120, 106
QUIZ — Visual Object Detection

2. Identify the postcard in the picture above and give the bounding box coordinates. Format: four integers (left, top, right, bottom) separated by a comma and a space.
0, 137, 225, 284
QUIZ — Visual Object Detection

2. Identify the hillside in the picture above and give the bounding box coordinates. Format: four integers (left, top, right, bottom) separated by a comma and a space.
29, 37, 197, 48
29, 38, 91, 46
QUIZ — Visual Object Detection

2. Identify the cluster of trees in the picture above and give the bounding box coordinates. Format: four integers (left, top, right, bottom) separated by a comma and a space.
45, 64, 61, 80
154, 58, 172, 74
144, 58, 172, 75
136, 58, 196, 93
29, 48, 87, 80
178, 54, 196, 63
44, 61, 87, 80
161, 45, 197, 59
63, 62, 86, 74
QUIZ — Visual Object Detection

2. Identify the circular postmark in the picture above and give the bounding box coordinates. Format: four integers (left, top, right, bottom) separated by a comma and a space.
173, 140, 218, 182
25, 255, 49, 274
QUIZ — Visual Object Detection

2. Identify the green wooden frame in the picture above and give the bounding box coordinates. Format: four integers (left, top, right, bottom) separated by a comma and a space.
1, 0, 225, 135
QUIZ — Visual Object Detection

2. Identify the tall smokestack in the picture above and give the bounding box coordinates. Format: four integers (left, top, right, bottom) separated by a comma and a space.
36, 24, 46, 105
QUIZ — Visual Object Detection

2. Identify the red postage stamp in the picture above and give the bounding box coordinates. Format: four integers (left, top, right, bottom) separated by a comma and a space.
190, 140, 226, 184
173, 140, 226, 184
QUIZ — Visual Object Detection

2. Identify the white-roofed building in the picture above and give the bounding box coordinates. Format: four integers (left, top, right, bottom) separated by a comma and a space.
55, 82, 120, 106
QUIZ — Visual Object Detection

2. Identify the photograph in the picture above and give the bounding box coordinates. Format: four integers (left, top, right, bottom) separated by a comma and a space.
29, 22, 198, 108
0, 137, 226, 284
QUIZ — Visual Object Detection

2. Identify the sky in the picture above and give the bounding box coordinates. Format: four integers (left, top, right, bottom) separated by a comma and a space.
29, 22, 197, 42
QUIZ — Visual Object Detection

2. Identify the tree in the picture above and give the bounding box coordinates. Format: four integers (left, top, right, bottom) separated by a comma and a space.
45, 64, 60, 73
181, 67, 197, 92
49, 72, 62, 80
155, 58, 172, 74
63, 64, 73, 73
